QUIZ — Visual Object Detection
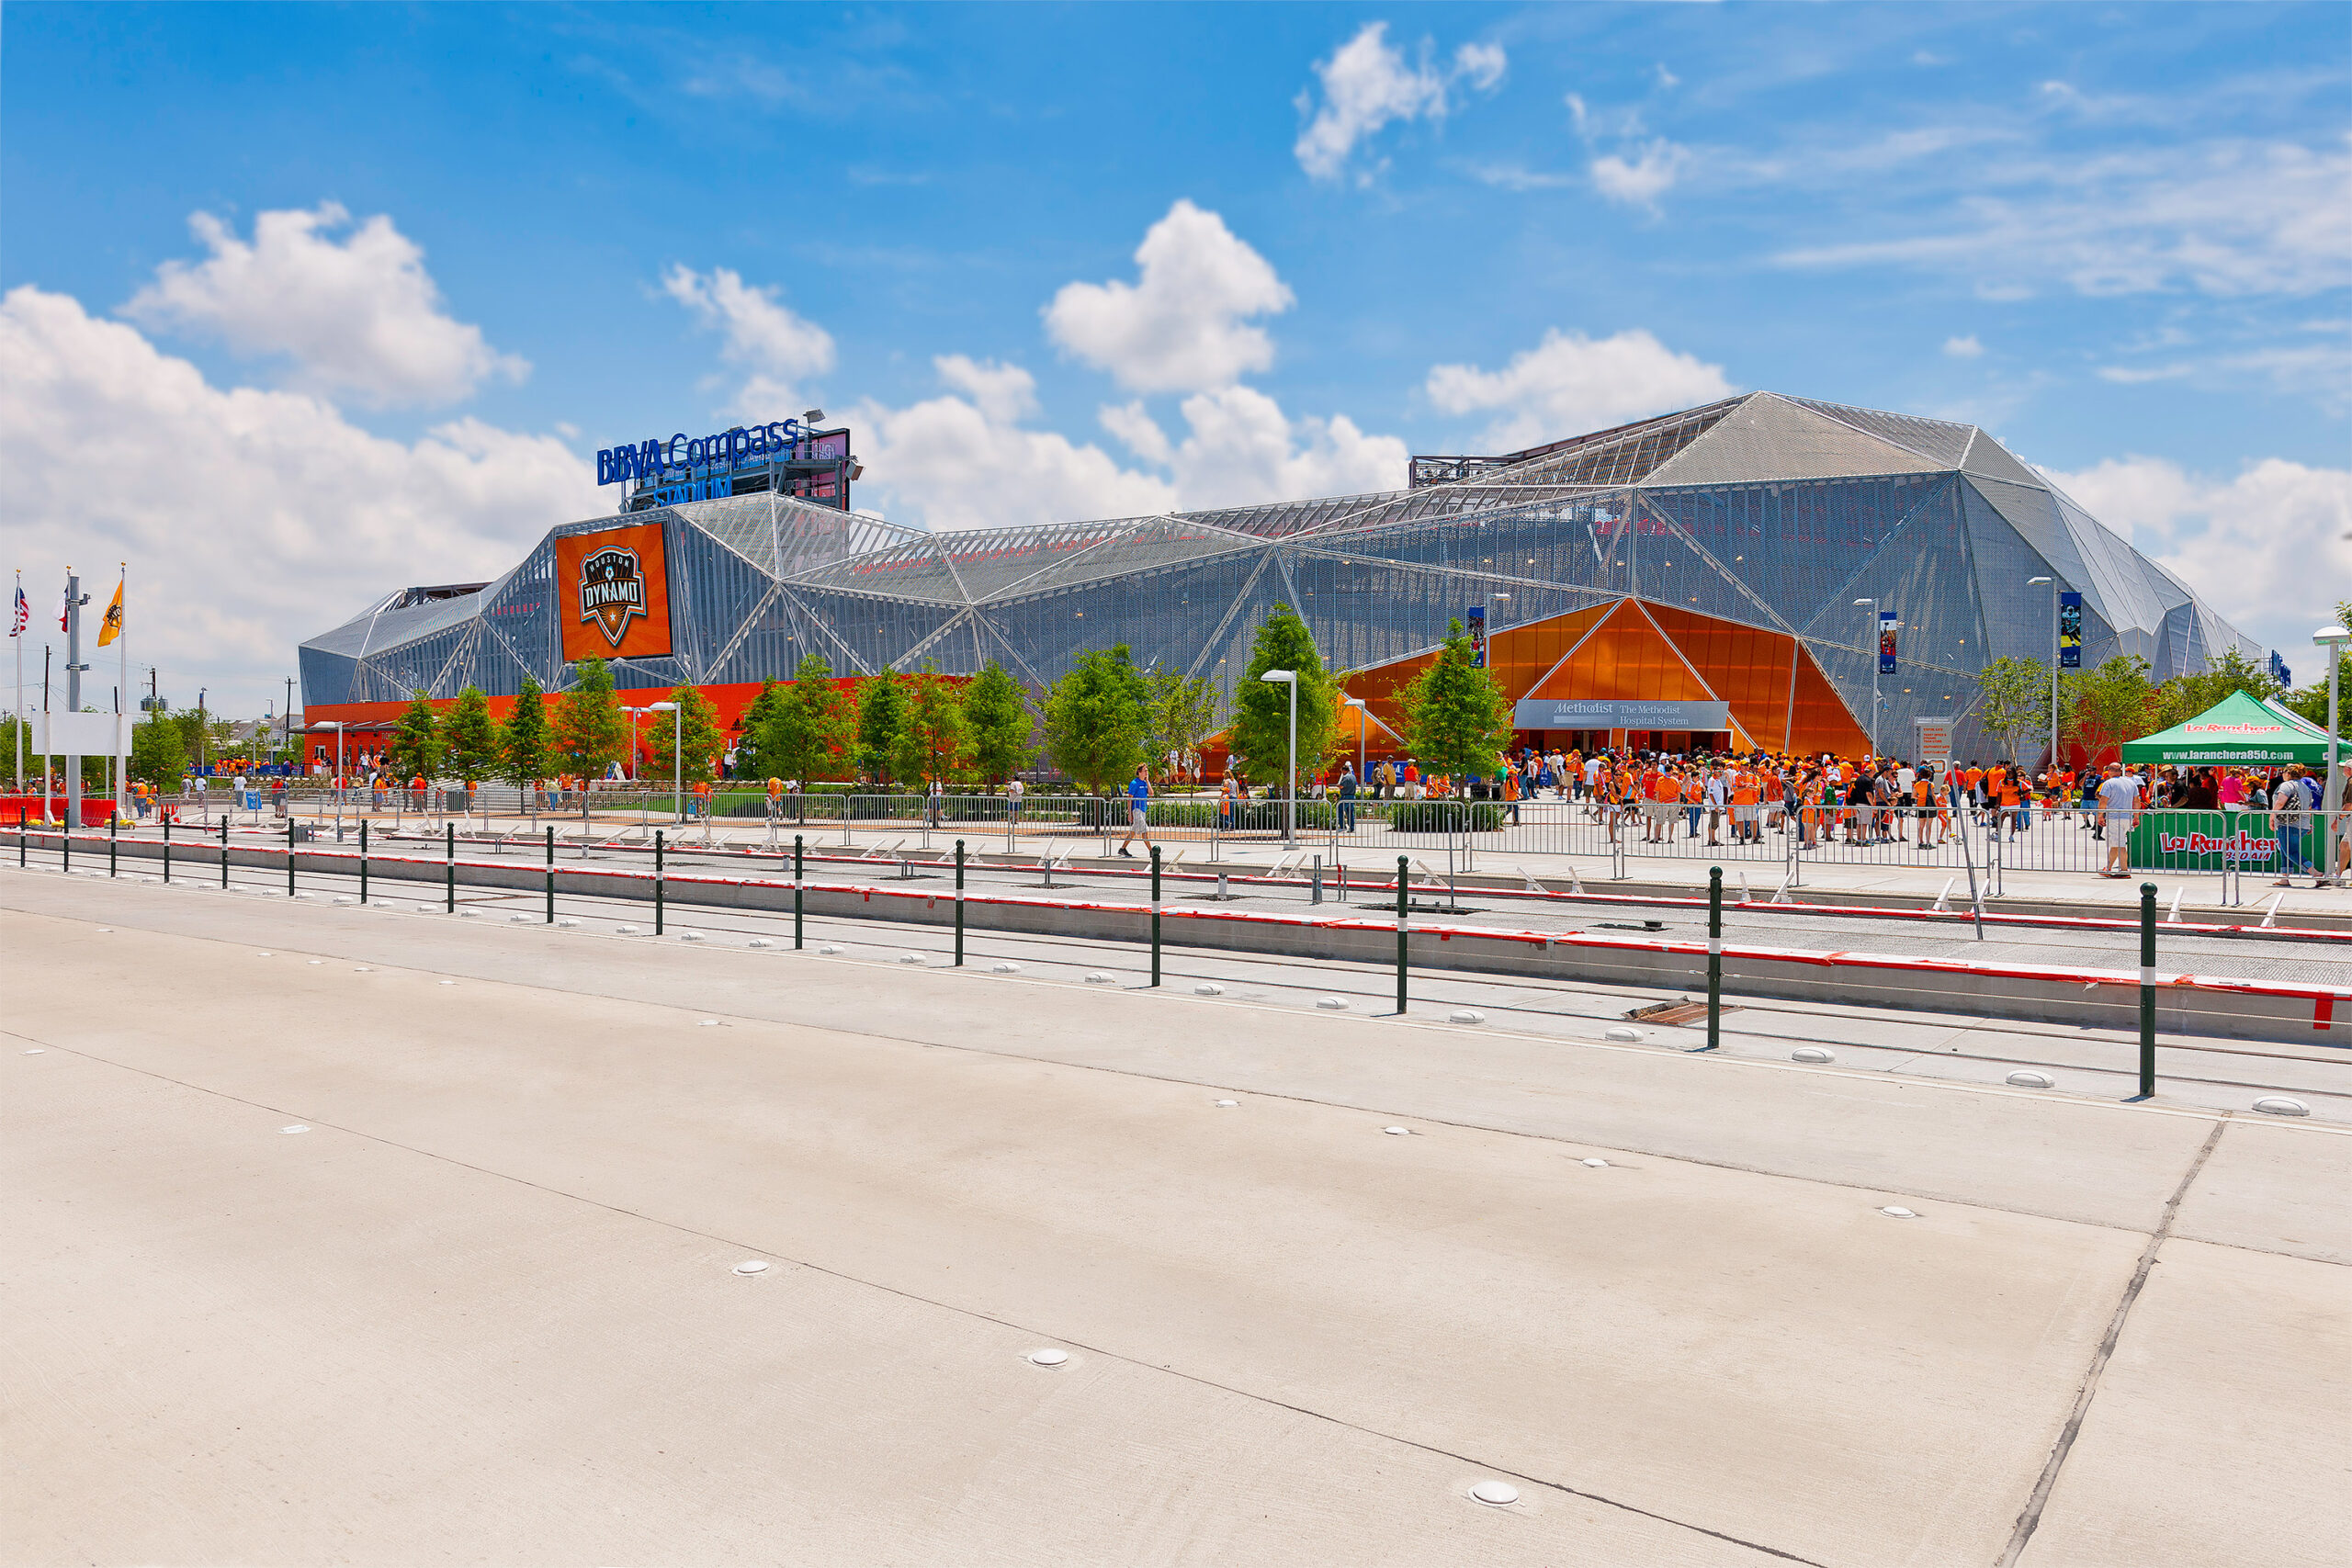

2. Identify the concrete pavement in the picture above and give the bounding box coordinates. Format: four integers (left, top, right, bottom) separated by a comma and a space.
5, 873, 2346, 1566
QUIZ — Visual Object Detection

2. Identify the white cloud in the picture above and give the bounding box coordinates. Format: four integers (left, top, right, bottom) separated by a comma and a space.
120, 203, 526, 408
1653, 63, 1680, 90
1943, 334, 1984, 358
0, 286, 595, 718
1105, 388, 1408, 510
1293, 23, 1506, 182
1043, 200, 1294, 394
2041, 454, 2352, 657
2095, 363, 2190, 384
662, 265, 836, 420
1425, 329, 1736, 452
1589, 141, 1690, 209
853, 358, 1177, 533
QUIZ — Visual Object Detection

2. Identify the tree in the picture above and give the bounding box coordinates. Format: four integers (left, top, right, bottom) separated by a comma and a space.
2151, 646, 2279, 731
387, 692, 445, 780
1396, 619, 1514, 781
1042, 645, 1150, 795
730, 679, 786, 778
1973, 656, 2050, 763
891, 667, 970, 787
1145, 666, 1219, 778
964, 660, 1036, 785
2280, 601, 2352, 736
129, 709, 188, 788
643, 683, 724, 784
1229, 604, 1338, 795
2062, 655, 2155, 759
754, 654, 857, 784
499, 675, 556, 787
554, 658, 629, 781
440, 687, 501, 784
854, 671, 909, 785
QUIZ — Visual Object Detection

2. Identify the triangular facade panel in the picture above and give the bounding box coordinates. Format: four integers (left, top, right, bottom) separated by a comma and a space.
1643, 393, 1946, 487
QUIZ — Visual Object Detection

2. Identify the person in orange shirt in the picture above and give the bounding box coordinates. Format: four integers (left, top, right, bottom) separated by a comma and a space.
1730, 765, 1761, 844
692, 778, 714, 821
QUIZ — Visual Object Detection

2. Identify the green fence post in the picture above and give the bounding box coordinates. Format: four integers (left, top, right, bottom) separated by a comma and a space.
2137, 881, 2157, 1100
1706, 866, 1724, 1052
955, 839, 967, 967
287, 817, 298, 897
794, 834, 805, 950
109, 814, 118, 877
220, 818, 230, 889
654, 829, 665, 935
359, 818, 369, 905
161, 815, 169, 883
1150, 843, 1162, 987
1395, 853, 1409, 1014
545, 825, 555, 923
445, 822, 454, 913
62, 815, 71, 874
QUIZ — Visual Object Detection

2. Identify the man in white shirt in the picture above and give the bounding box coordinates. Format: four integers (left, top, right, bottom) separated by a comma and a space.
2095, 762, 2143, 879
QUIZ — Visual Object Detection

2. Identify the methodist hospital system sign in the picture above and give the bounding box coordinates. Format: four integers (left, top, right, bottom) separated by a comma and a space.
1513, 699, 1732, 732
554, 523, 673, 662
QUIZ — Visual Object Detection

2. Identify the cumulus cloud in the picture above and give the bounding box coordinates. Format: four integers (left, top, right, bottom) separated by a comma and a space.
1044, 200, 1294, 394
1589, 141, 1690, 209
2042, 454, 2352, 657
1104, 388, 1408, 510
0, 286, 595, 717
852, 358, 1177, 533
120, 203, 526, 408
1943, 334, 1984, 358
662, 264, 837, 420
1425, 329, 1736, 452
1294, 23, 1506, 182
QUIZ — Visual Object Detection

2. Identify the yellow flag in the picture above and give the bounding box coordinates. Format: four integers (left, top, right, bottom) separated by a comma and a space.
98, 579, 124, 647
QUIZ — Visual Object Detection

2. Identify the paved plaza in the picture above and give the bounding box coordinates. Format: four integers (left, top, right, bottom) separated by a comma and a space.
6, 871, 2346, 1566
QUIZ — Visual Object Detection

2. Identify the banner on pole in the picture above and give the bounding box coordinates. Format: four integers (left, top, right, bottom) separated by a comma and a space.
1878, 609, 1897, 675
1465, 604, 1487, 668
2059, 592, 2083, 669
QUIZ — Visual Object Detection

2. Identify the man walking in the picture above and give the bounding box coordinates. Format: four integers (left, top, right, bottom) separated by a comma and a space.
2271, 763, 2317, 886
1338, 762, 1358, 832
1118, 763, 1151, 858
2095, 762, 2142, 878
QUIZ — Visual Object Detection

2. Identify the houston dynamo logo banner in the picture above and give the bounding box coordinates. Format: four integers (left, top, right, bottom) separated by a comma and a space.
555, 523, 673, 661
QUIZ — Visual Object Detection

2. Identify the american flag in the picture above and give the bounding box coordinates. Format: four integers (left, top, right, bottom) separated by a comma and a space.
8, 581, 25, 637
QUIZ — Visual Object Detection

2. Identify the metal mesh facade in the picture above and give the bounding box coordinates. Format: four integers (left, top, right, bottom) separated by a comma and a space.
301, 391, 2256, 760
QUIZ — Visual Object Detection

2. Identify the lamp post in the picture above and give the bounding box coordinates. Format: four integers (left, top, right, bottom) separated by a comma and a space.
1853, 598, 1878, 757
1261, 670, 1297, 849
2030, 575, 2058, 768
2318, 623, 2348, 884
647, 701, 682, 825
321, 720, 345, 839
1342, 694, 1367, 783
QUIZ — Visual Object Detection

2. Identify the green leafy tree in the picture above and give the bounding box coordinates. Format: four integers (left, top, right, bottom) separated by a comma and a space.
2062, 654, 2154, 758
1396, 619, 1514, 781
1145, 666, 1220, 777
1229, 604, 1337, 795
387, 692, 445, 780
499, 675, 557, 787
2151, 646, 2278, 730
890, 667, 970, 786
440, 687, 502, 784
1042, 645, 1150, 795
554, 657, 628, 780
755, 654, 857, 783
129, 709, 188, 788
643, 683, 724, 785
964, 661, 1036, 786
854, 671, 910, 785
1973, 656, 2051, 763
730, 679, 786, 778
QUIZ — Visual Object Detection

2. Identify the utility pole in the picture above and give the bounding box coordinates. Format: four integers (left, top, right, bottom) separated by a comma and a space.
283, 675, 295, 770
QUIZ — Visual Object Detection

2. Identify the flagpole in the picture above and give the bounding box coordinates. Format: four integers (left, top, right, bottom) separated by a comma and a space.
12, 570, 22, 793
117, 562, 128, 815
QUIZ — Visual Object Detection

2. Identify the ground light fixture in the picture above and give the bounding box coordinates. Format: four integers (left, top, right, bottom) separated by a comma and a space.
1261, 669, 1297, 849
2030, 575, 2059, 767
647, 701, 682, 823
2316, 624, 2347, 823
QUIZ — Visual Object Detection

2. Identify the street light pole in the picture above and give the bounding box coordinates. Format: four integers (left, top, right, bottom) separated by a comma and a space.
1261, 670, 1297, 849
648, 701, 682, 825
2030, 575, 2057, 768
1343, 694, 1366, 782
2317, 623, 2347, 884
1852, 598, 1877, 757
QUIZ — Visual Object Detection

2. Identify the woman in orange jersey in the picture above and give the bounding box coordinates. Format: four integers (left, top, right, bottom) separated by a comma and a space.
1913, 766, 1945, 847
1797, 768, 1825, 849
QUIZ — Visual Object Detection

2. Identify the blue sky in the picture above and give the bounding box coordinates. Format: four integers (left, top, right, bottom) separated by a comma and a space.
3, 2, 2345, 715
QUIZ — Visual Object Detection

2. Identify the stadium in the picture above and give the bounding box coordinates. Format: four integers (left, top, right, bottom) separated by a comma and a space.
298, 391, 2257, 771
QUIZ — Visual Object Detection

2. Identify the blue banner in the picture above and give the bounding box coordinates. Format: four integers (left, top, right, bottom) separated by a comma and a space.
1878, 609, 1897, 675
2059, 591, 2083, 669
1465, 605, 1487, 668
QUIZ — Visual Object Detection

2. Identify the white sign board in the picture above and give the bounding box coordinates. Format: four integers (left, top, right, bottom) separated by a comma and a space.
37, 711, 130, 758
1914, 716, 1955, 768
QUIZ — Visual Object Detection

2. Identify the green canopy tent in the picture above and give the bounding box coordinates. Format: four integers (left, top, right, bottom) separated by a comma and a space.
2119, 690, 2333, 767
